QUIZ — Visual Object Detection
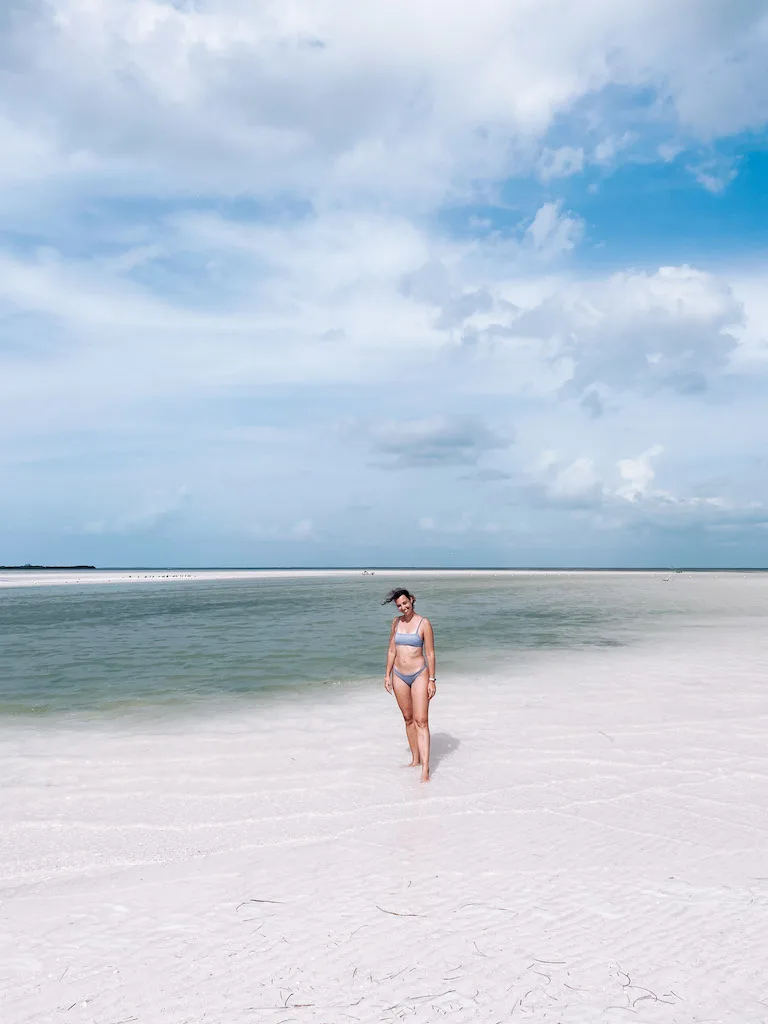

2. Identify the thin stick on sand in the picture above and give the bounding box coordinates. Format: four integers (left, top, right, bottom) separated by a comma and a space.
236, 898, 285, 910
375, 905, 424, 917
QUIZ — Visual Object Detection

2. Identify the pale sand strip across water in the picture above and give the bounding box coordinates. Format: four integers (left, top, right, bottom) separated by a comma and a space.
0, 568, 712, 589
2, 629, 767, 1022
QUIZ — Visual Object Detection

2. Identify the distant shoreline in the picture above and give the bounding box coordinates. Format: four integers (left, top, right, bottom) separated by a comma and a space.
2, 566, 768, 591
4, 564, 768, 572
0, 564, 97, 571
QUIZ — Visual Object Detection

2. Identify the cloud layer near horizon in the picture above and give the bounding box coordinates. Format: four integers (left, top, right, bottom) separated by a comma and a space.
2, 0, 768, 566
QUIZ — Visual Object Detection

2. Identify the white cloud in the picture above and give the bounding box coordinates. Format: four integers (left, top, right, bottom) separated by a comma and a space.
369, 415, 512, 468
593, 132, 636, 164
0, 210, 762, 457
688, 156, 740, 193
522, 444, 768, 534
0, 1, 766, 207
513, 265, 743, 398
524, 202, 584, 258
551, 456, 603, 500
617, 445, 664, 502
657, 143, 684, 162
729, 274, 768, 365
527, 451, 605, 508
537, 146, 585, 181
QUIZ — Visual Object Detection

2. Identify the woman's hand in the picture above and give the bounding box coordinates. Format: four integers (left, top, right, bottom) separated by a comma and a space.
384, 674, 394, 694
427, 678, 436, 700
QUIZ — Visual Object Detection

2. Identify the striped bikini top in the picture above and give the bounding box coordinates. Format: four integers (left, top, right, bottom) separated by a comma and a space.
395, 616, 424, 647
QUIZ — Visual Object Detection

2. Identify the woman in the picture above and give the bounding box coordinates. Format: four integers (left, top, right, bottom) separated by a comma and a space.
383, 588, 436, 782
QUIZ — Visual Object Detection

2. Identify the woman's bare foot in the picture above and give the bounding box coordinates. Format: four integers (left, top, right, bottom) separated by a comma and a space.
420, 768, 430, 783
402, 758, 421, 767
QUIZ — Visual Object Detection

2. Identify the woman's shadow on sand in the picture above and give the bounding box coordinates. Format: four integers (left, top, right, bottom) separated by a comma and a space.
430, 733, 461, 773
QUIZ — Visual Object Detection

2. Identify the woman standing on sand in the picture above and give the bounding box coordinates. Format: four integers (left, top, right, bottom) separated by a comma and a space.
383, 588, 436, 782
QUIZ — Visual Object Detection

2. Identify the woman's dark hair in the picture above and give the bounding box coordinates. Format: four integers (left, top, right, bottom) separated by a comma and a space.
382, 588, 414, 606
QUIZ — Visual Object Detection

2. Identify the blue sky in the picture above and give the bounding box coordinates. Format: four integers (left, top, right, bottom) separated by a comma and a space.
2, 0, 768, 567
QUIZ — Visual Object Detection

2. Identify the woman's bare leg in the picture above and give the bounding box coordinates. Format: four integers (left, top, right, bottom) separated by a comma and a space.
410, 674, 431, 782
392, 677, 420, 765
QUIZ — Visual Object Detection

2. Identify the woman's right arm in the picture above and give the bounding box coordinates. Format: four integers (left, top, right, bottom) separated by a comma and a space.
384, 619, 397, 692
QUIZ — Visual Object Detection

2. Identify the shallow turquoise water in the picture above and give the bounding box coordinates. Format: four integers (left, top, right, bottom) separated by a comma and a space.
0, 572, 763, 719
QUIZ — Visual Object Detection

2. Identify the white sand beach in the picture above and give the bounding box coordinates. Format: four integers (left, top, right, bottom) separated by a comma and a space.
0, 569, 349, 589
0, 568, 692, 589
3, 623, 767, 1024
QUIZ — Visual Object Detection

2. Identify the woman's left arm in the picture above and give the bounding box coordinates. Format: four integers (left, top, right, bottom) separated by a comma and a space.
423, 619, 437, 699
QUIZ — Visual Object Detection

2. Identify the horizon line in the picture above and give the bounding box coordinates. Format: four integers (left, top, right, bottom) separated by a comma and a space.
4, 565, 768, 573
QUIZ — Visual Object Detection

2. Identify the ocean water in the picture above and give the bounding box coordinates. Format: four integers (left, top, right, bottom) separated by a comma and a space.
1, 571, 765, 720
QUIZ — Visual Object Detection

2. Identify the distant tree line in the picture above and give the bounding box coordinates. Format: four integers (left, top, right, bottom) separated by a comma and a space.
0, 564, 97, 570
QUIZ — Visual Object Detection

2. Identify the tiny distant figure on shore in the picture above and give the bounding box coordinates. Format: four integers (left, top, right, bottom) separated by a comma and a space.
383, 588, 436, 782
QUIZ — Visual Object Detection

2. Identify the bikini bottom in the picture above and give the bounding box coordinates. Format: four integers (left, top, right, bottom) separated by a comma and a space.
393, 662, 427, 687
